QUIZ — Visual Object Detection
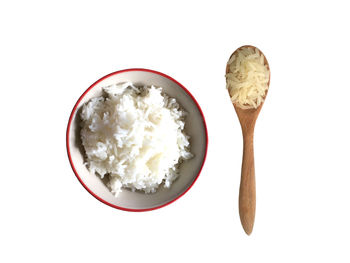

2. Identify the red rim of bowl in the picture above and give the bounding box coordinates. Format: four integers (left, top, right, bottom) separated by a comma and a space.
66, 68, 208, 212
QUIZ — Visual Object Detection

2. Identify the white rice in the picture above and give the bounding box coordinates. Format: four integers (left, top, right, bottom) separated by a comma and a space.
80, 82, 192, 196
226, 47, 270, 109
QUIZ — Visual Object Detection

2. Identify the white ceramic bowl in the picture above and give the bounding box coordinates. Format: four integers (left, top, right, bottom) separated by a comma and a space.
66, 69, 208, 211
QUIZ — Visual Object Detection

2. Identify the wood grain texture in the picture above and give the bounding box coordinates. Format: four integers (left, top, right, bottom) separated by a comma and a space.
226, 45, 270, 235
234, 105, 261, 235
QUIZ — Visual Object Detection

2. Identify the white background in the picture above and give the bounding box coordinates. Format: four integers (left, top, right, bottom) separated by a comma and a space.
1, 0, 350, 262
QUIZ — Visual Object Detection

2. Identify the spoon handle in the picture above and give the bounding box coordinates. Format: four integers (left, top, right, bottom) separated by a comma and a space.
239, 133, 256, 235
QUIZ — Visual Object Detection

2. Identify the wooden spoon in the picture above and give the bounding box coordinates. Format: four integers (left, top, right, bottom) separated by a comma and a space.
226, 45, 270, 235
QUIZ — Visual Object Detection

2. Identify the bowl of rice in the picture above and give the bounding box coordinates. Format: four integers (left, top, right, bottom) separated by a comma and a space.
66, 68, 208, 211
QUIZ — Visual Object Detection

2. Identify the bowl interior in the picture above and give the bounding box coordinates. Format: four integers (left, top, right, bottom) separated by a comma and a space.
67, 70, 207, 210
